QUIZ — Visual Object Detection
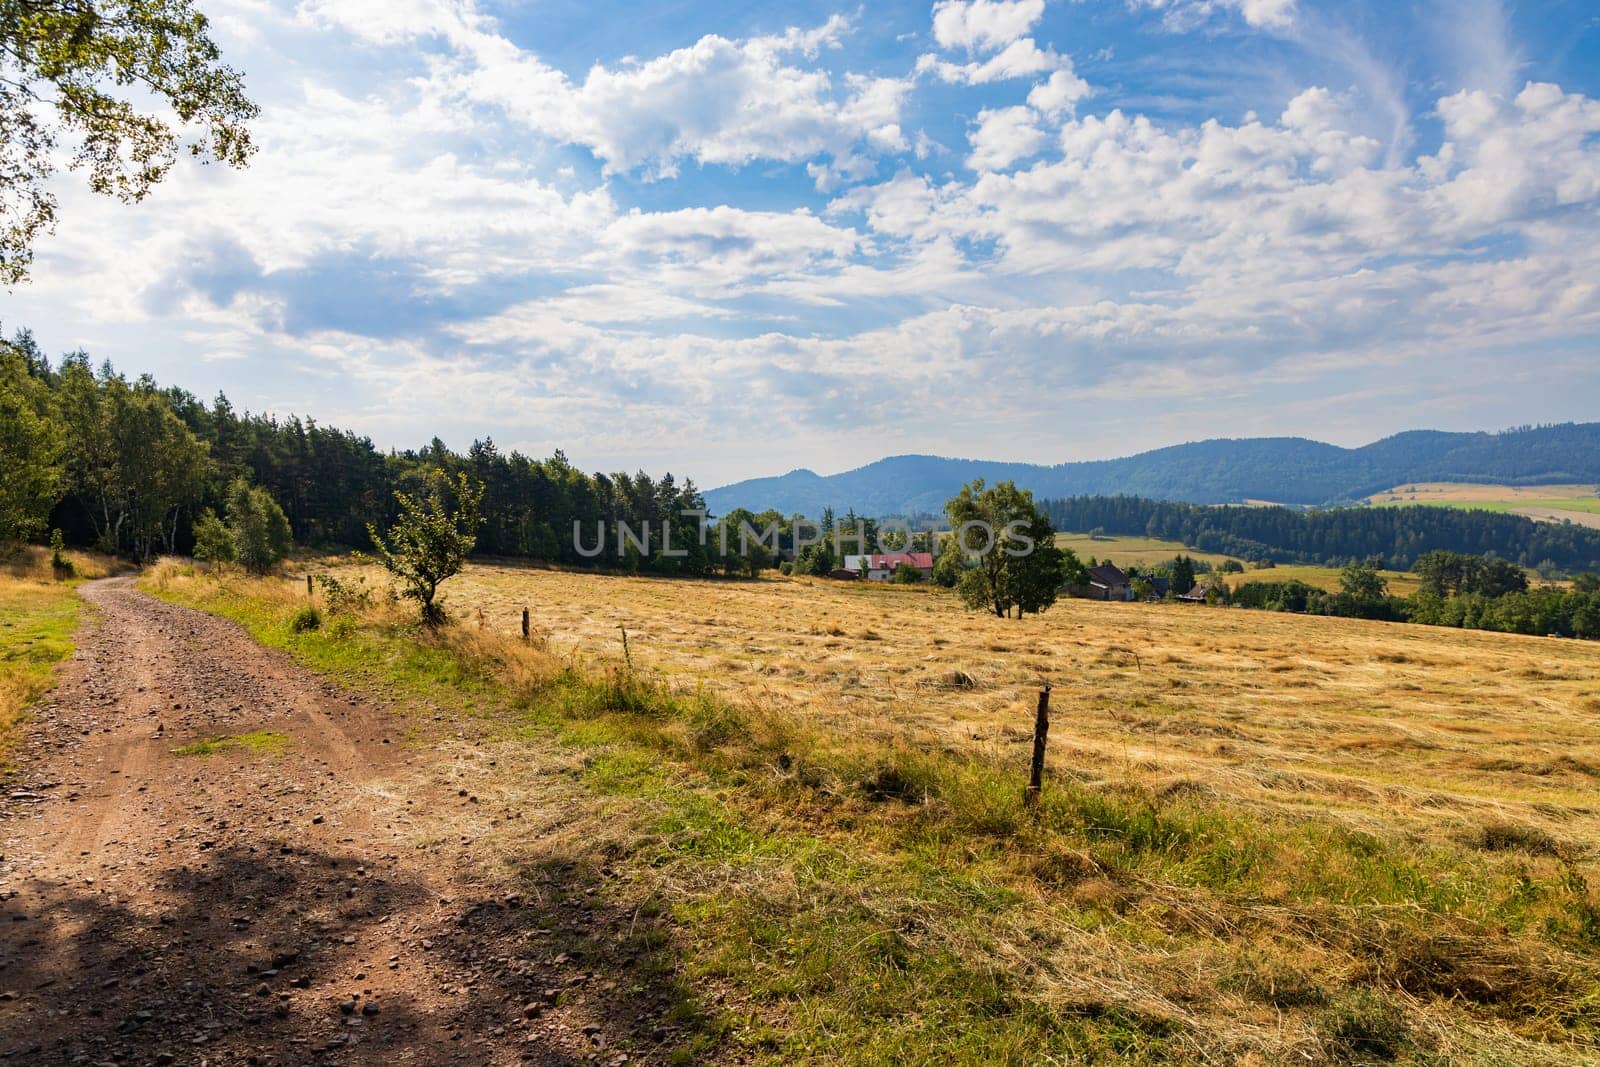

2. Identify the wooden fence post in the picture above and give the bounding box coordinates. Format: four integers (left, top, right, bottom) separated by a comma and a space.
1026, 685, 1052, 810
307, 574, 313, 598
521, 607, 530, 642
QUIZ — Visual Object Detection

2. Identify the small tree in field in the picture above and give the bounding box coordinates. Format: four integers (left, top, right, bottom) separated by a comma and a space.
226, 479, 293, 574
192, 508, 235, 566
366, 470, 484, 625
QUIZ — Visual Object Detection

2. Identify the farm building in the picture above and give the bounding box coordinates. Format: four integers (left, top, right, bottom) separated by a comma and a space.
842, 552, 935, 581
1085, 563, 1134, 601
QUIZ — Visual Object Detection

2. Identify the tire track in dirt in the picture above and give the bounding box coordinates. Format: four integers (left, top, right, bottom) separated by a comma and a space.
0, 578, 686, 1066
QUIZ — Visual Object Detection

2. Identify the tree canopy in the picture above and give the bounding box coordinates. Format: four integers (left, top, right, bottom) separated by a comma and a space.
1, 0, 258, 284
946, 479, 1063, 619
367, 469, 485, 625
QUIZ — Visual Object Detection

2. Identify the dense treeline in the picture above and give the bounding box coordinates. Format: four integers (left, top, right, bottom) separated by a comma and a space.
1228, 555, 1600, 640
1044, 495, 1600, 572
1, 331, 716, 572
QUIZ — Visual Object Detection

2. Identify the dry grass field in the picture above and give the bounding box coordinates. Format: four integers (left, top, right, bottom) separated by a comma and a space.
145, 558, 1600, 1062
313, 559, 1600, 845
1371, 483, 1599, 504
1238, 563, 1425, 595
1055, 532, 1233, 568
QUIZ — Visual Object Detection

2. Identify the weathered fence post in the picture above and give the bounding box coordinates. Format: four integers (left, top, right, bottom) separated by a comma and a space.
307, 574, 313, 597
521, 607, 530, 642
1026, 685, 1052, 810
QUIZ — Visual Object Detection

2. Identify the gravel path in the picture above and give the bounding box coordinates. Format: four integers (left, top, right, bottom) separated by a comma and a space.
0, 578, 666, 1066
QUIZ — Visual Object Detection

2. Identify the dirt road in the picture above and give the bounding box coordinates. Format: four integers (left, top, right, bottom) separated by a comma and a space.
0, 579, 680, 1066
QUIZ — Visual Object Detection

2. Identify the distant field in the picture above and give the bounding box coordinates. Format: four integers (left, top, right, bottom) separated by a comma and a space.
1240, 563, 1425, 596
1058, 531, 1232, 567
1059, 532, 1423, 592
1368, 482, 1600, 528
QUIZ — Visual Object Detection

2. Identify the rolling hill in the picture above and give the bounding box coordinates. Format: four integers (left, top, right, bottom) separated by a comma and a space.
703, 423, 1600, 516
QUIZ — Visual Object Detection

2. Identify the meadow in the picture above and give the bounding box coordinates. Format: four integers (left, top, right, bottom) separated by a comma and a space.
310, 558, 1600, 841
1057, 532, 1423, 593
1369, 484, 1600, 529
133, 553, 1593, 1062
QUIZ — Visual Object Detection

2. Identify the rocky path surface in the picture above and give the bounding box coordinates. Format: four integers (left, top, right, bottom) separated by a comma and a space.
0, 579, 675, 1066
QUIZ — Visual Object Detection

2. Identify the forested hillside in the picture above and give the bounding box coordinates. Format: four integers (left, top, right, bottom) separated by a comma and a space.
0, 331, 708, 572
705, 425, 1600, 515
1044, 496, 1600, 572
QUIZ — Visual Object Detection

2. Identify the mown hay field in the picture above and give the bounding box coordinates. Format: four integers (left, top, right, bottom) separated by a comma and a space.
317, 559, 1600, 848
1368, 482, 1600, 528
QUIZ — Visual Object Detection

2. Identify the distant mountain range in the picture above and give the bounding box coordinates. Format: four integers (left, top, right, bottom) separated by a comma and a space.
703, 424, 1600, 517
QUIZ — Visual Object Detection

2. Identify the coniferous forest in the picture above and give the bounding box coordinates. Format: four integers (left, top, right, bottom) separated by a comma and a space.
1, 331, 709, 571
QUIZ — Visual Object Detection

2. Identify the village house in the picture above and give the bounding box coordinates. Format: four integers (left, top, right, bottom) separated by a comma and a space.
1083, 563, 1134, 601
845, 552, 935, 581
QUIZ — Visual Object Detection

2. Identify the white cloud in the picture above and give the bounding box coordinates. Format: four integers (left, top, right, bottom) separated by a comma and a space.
918, 37, 1063, 84
8, 0, 1600, 484
931, 0, 1046, 51
1027, 68, 1091, 116
967, 106, 1047, 171
298, 5, 908, 184
1132, 0, 1298, 31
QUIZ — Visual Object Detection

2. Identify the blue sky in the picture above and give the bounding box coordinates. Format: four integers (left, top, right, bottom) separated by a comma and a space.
4, 0, 1600, 487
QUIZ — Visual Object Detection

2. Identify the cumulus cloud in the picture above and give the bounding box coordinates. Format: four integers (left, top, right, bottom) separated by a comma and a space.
298, 5, 909, 184
7, 0, 1600, 483
966, 106, 1047, 171
931, 0, 1047, 51
918, 37, 1065, 84
1027, 68, 1091, 116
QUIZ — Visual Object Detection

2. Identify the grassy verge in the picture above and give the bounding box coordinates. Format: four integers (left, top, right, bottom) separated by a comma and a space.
144, 562, 1600, 1065
0, 547, 117, 765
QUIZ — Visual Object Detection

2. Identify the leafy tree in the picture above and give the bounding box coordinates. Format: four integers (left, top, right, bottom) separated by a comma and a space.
946, 479, 1063, 618
1340, 557, 1389, 602
891, 561, 922, 584
56, 357, 209, 557
1, 0, 258, 284
1171, 554, 1197, 596
1058, 547, 1089, 589
932, 546, 967, 588
793, 541, 836, 576
49, 528, 72, 576
366, 469, 484, 625
191, 507, 233, 564
711, 507, 774, 577
1415, 550, 1529, 598
225, 478, 290, 574
0, 340, 63, 545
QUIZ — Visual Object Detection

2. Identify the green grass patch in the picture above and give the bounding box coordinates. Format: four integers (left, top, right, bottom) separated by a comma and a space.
0, 578, 82, 766
172, 730, 290, 758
